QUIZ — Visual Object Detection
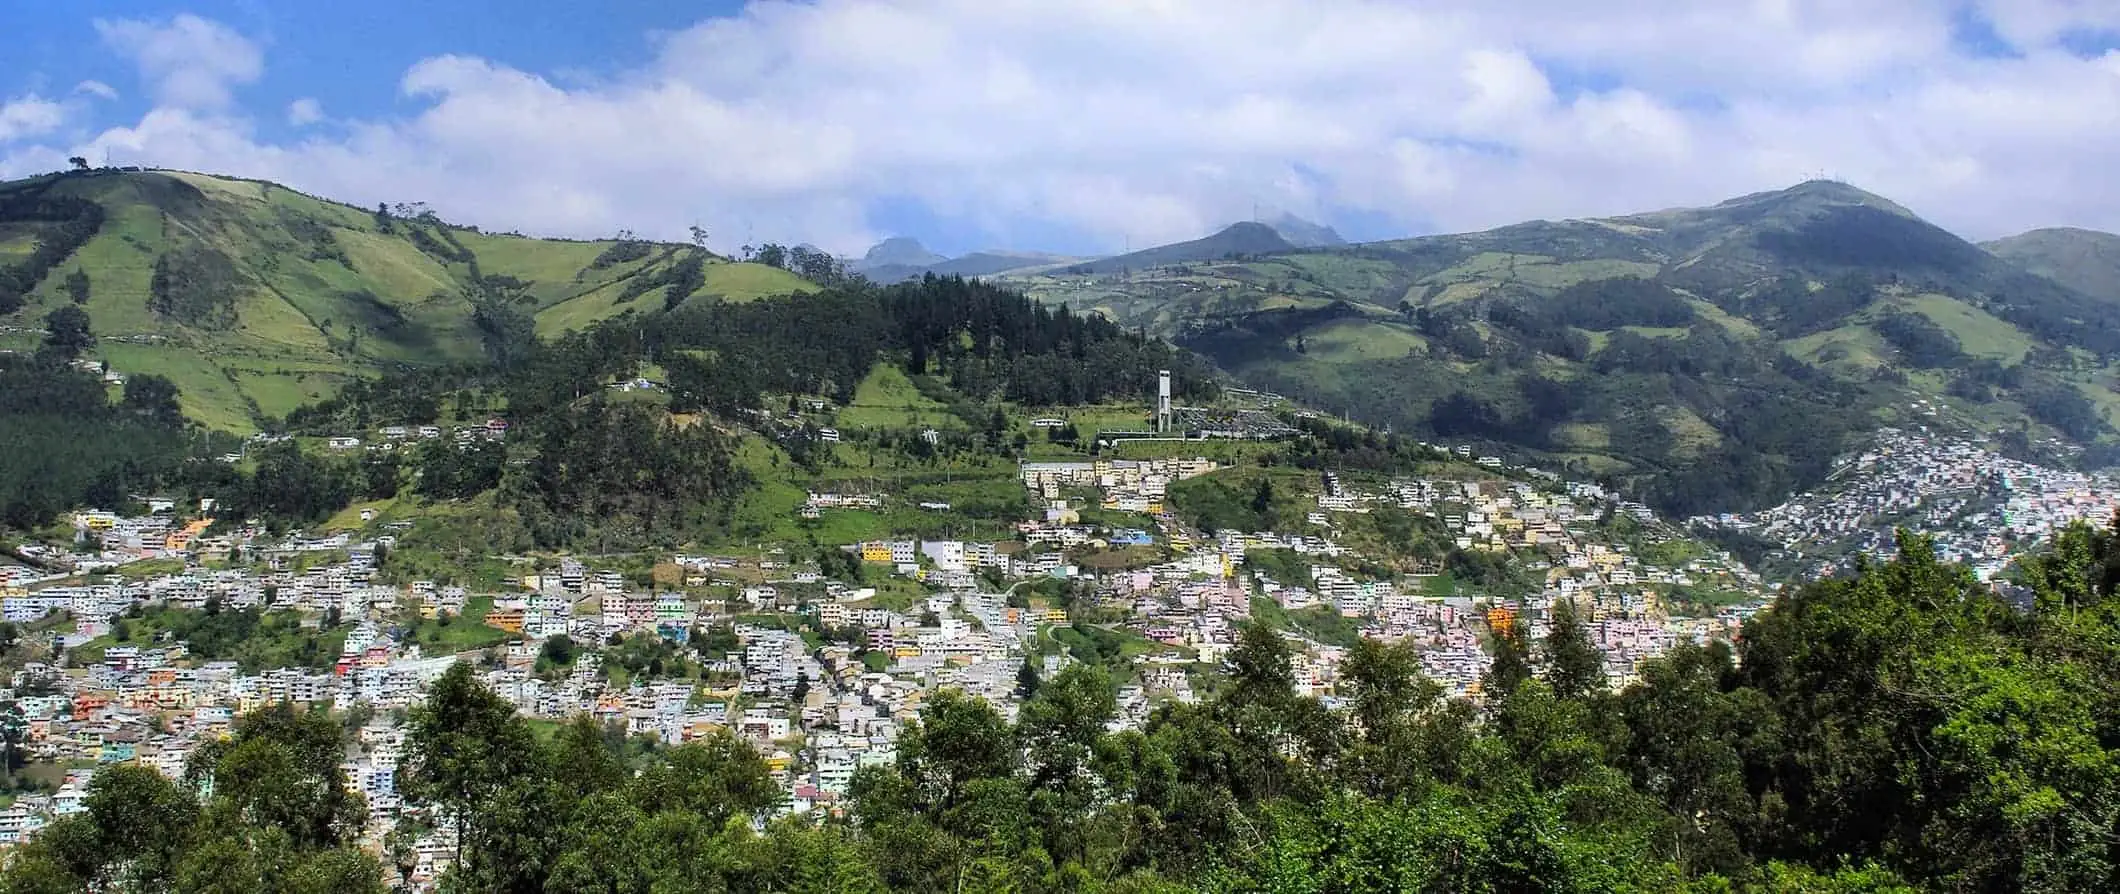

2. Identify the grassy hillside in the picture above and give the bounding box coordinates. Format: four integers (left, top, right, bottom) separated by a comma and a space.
0, 168, 812, 431
1007, 180, 2120, 514
1984, 226, 2120, 301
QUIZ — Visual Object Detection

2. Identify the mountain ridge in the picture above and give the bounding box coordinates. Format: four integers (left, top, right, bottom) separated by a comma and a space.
1004, 179, 2120, 515
1984, 226, 2120, 302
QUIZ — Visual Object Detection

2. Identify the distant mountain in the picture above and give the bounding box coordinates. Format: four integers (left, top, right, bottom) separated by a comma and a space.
1067, 222, 1296, 275
929, 251, 1080, 278
1984, 227, 2120, 302
858, 248, 1085, 284
1016, 179, 2120, 516
0, 168, 812, 431
1266, 213, 1345, 248
854, 236, 946, 272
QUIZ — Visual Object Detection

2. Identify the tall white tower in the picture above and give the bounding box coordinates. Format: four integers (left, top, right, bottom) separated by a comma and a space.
1157, 370, 1172, 434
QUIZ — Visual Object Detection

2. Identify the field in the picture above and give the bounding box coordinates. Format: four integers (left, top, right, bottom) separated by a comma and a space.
837, 364, 958, 429
1896, 292, 2034, 363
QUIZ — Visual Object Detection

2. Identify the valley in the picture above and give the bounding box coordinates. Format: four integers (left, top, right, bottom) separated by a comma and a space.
5, 166, 2120, 892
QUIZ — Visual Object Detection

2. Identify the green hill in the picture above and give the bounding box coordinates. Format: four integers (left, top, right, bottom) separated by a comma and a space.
1068, 221, 1295, 274
1984, 226, 2120, 301
0, 168, 812, 430
1008, 180, 2120, 514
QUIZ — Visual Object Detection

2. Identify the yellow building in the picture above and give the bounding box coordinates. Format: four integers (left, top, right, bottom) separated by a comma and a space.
1486, 606, 1517, 637
860, 543, 893, 563
486, 608, 525, 634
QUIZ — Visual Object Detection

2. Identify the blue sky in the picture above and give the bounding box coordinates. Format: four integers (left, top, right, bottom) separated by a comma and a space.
4, 2, 2120, 257
4, 2, 739, 141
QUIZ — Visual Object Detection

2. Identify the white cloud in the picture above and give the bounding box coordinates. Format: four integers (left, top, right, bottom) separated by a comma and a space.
0, 96, 67, 144
287, 98, 324, 127
94, 14, 263, 110
3, 2, 2119, 253
73, 81, 119, 101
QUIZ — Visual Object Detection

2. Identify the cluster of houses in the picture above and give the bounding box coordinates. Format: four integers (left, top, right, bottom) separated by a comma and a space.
0, 443, 1788, 875
1034, 463, 1767, 699
320, 419, 510, 453
1697, 428, 2120, 581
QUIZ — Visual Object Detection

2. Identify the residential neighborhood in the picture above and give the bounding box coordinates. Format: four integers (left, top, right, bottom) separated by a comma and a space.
0, 429, 1819, 879
1694, 427, 2120, 582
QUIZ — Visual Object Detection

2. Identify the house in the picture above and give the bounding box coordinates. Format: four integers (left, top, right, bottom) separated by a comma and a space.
326, 437, 361, 450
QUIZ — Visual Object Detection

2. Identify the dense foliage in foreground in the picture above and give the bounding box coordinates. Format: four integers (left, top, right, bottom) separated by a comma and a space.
7, 523, 2120, 892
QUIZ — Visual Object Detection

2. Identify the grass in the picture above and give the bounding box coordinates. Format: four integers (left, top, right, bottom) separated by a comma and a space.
691, 262, 817, 303
1897, 292, 2034, 364
96, 342, 262, 432
1047, 623, 1182, 674
402, 595, 518, 654
1249, 596, 1364, 649
838, 363, 957, 430
1301, 318, 1426, 363
72, 605, 352, 672
532, 261, 812, 336
112, 558, 186, 580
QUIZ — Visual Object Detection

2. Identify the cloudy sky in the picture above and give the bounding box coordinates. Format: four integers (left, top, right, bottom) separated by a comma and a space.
2, 1, 2118, 256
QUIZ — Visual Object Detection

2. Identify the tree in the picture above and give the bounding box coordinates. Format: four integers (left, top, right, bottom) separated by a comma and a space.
40, 305, 93, 360
898, 688, 1015, 810
1249, 475, 1275, 518
1017, 664, 1116, 792
1542, 598, 1605, 701
188, 703, 367, 851
63, 269, 89, 305
67, 156, 87, 171
1226, 621, 1294, 711
82, 763, 199, 887
631, 731, 782, 825
397, 662, 540, 877
1483, 624, 1532, 707
1015, 656, 1042, 700
120, 374, 183, 425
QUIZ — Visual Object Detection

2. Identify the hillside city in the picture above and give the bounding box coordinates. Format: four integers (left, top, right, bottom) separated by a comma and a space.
18, 394, 2118, 887
1694, 427, 2120, 583
0, 397, 1827, 882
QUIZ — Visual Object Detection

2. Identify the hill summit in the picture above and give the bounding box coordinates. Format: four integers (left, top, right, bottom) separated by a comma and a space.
856, 236, 946, 270
0, 168, 813, 430
1983, 226, 2120, 301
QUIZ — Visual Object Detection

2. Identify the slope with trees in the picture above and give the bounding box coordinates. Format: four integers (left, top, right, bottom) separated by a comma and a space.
1016, 181, 2120, 517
